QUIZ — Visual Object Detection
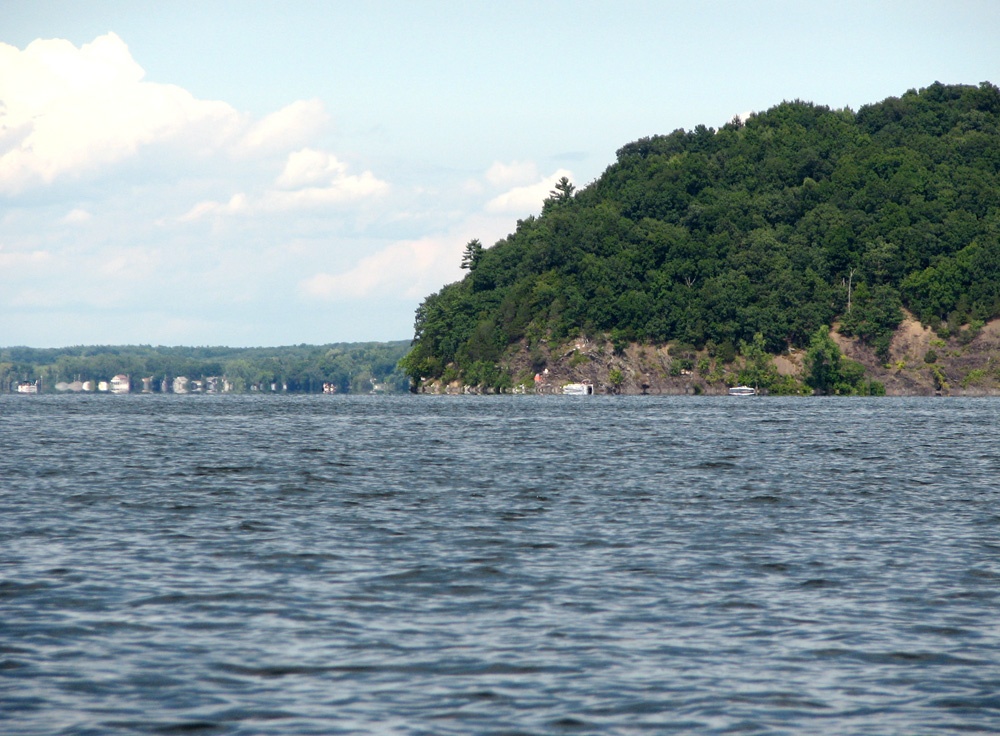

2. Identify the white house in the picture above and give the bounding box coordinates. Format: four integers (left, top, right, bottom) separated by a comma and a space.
110, 374, 130, 394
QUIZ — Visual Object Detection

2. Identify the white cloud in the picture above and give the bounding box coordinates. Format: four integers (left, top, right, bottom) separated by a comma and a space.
486, 168, 574, 214
180, 149, 387, 221
263, 171, 389, 209
485, 160, 539, 188
62, 208, 92, 224
267, 148, 388, 206
179, 193, 249, 222
0, 33, 242, 194
0, 32, 583, 346
299, 208, 521, 304
238, 99, 329, 153
275, 148, 349, 189
0, 248, 51, 271
301, 236, 458, 301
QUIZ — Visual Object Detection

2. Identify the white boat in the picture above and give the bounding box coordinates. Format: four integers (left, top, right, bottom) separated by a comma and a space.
728, 385, 757, 396
562, 382, 594, 395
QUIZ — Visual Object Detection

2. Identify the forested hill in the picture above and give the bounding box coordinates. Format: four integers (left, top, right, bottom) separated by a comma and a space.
401, 82, 1000, 390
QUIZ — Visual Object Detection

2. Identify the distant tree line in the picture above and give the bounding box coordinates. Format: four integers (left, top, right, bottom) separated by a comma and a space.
0, 342, 411, 393
401, 82, 1000, 389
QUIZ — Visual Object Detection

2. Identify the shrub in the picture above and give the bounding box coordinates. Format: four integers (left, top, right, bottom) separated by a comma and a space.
961, 369, 987, 388
716, 340, 737, 364
930, 364, 949, 391
608, 368, 624, 391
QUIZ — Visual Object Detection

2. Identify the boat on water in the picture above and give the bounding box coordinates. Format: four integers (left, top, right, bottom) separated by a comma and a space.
728, 385, 757, 396
562, 382, 594, 395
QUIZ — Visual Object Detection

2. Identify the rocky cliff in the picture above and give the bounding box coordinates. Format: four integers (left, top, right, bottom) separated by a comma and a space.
417, 315, 1000, 396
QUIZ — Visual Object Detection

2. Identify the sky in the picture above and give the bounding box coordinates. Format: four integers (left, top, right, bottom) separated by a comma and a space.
2, 1, 999, 348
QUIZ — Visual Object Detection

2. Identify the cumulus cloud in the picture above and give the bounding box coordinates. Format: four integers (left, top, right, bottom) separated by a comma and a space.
238, 99, 329, 153
485, 160, 539, 188
299, 208, 523, 304
268, 147, 388, 205
485, 168, 574, 214
0, 31, 585, 346
301, 236, 459, 301
275, 148, 347, 189
0, 32, 363, 214
0, 33, 242, 193
62, 208, 92, 224
180, 148, 387, 221
179, 194, 249, 222
263, 171, 388, 209
0, 248, 51, 271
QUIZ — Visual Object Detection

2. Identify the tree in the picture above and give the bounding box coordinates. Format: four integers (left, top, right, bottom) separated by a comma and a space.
608, 368, 624, 393
551, 176, 575, 200
543, 177, 575, 212
804, 327, 842, 394
399, 83, 1000, 387
802, 327, 875, 395
460, 238, 484, 271
737, 332, 779, 390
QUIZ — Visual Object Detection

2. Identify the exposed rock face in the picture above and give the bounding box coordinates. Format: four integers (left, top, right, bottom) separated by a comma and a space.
834, 314, 1000, 395
417, 316, 1000, 396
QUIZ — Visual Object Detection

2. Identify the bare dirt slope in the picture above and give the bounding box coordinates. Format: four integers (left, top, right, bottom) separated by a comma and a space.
421, 316, 1000, 395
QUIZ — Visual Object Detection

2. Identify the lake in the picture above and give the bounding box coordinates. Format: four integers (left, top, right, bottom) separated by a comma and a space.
2, 394, 998, 734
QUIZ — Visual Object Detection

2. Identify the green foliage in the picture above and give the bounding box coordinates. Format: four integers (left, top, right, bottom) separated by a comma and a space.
803, 326, 879, 395
715, 340, 737, 364
929, 363, 950, 391
404, 83, 1000, 383
1, 342, 411, 393
706, 360, 727, 384
608, 368, 625, 391
924, 349, 938, 363
804, 328, 841, 393
961, 368, 987, 388
543, 177, 576, 213
958, 319, 985, 345
769, 374, 809, 395
737, 332, 780, 390
839, 282, 902, 361
460, 238, 484, 271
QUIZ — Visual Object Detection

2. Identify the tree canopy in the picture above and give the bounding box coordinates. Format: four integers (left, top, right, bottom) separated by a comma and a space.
1, 342, 411, 393
402, 82, 1000, 388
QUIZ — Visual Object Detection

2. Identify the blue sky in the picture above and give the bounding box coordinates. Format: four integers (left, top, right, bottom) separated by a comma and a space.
3, 1, 999, 347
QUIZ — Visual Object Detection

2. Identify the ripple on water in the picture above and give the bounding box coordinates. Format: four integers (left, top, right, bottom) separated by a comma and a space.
2, 395, 1000, 735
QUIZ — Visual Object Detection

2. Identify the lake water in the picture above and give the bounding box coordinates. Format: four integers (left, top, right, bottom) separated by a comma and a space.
2, 395, 999, 735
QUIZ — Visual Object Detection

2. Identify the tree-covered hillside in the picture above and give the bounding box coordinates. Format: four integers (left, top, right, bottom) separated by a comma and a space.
401, 82, 1000, 389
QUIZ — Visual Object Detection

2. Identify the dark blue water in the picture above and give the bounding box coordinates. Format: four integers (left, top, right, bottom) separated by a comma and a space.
2, 395, 999, 735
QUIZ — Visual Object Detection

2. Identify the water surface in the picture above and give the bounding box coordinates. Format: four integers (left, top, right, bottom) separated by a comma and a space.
2, 395, 998, 734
